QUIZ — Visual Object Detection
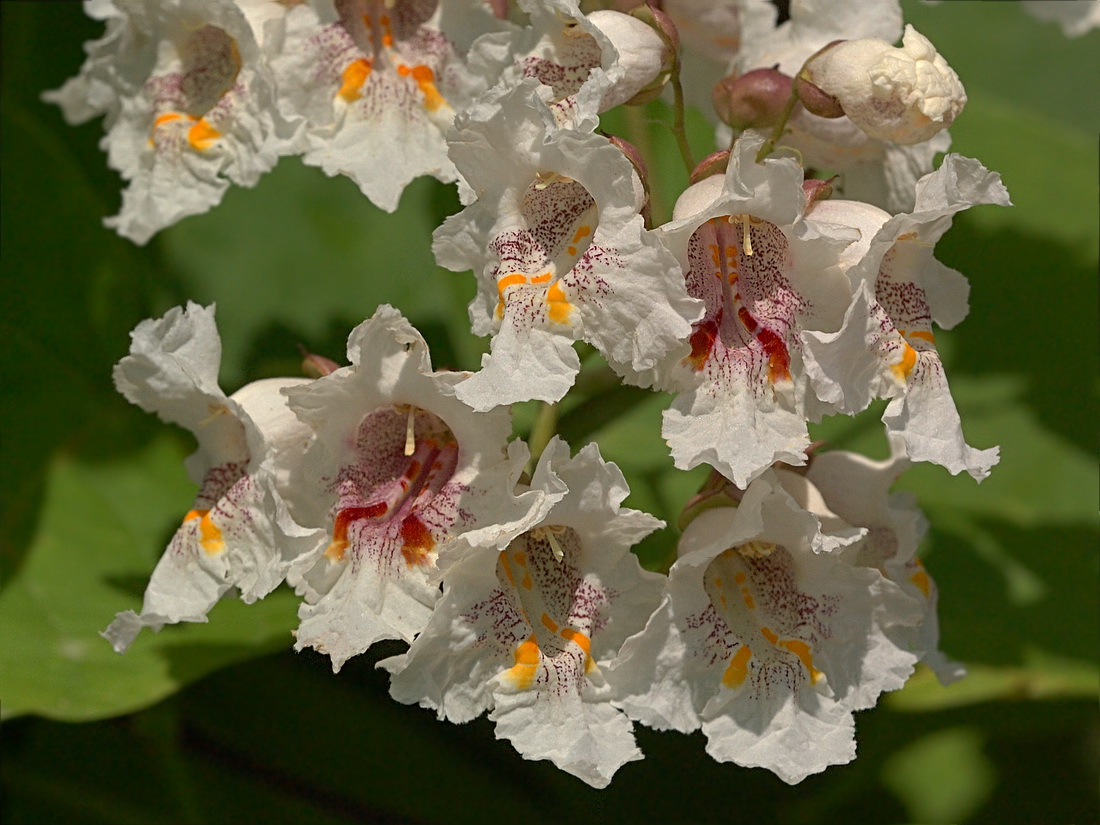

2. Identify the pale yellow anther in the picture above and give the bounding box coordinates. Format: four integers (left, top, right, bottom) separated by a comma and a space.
737, 540, 776, 558
742, 216, 754, 257
533, 171, 561, 190
533, 524, 568, 562
198, 403, 231, 428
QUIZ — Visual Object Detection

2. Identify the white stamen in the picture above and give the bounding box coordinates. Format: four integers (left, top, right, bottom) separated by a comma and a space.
743, 216, 754, 256
405, 406, 416, 456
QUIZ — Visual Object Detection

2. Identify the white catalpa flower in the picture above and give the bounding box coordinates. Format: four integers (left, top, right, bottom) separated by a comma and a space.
468, 0, 668, 128
728, 0, 948, 213
803, 25, 966, 145
266, 0, 502, 211
800, 443, 964, 685
103, 303, 321, 652
44, 0, 298, 244
433, 80, 700, 411
384, 438, 665, 788
610, 469, 922, 784
801, 154, 1010, 480
655, 133, 855, 488
282, 305, 550, 671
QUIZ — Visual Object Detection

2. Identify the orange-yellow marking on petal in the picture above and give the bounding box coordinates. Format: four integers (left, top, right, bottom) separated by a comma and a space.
722, 645, 753, 688
781, 639, 823, 684
339, 58, 373, 102
187, 118, 221, 151
398, 64, 446, 111
740, 588, 755, 610
909, 561, 932, 598
560, 627, 596, 672
540, 613, 559, 634
497, 272, 527, 297
512, 551, 532, 589
908, 330, 935, 344
891, 340, 918, 381
154, 112, 185, 129
505, 635, 541, 689
529, 272, 552, 284
183, 509, 224, 555
546, 281, 572, 325
760, 626, 779, 645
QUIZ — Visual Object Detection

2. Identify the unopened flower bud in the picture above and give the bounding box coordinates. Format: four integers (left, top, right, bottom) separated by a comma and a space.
712, 67, 794, 130
606, 134, 652, 224
801, 176, 837, 209
688, 149, 730, 185
793, 74, 844, 118
299, 345, 339, 378
802, 25, 966, 145
589, 10, 671, 109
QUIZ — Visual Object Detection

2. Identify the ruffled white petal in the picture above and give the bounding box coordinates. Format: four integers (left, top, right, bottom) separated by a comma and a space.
433, 80, 698, 410
283, 305, 549, 670
386, 439, 664, 787
104, 304, 320, 651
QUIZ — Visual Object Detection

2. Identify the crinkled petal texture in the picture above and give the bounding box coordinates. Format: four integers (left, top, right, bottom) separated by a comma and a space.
611, 470, 920, 784
266, 0, 499, 211
384, 438, 665, 788
466, 0, 662, 129
806, 25, 965, 146
801, 443, 964, 685
727, 0, 948, 212
282, 305, 549, 672
802, 154, 1011, 480
44, 0, 298, 244
433, 80, 699, 411
656, 133, 854, 488
103, 303, 320, 652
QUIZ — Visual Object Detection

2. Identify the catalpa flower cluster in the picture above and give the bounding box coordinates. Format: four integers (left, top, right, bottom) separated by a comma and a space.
58, 0, 1012, 788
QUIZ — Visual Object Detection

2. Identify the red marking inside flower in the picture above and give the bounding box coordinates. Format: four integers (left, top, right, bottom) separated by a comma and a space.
399, 513, 435, 567
326, 502, 389, 560
685, 316, 720, 371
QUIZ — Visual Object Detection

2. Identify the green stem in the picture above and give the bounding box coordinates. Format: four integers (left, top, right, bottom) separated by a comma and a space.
669, 62, 695, 176
527, 401, 558, 470
755, 84, 801, 163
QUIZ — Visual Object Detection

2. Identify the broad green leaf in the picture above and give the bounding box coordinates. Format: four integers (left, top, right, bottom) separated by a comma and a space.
159, 164, 478, 387
881, 726, 997, 824
0, 437, 298, 722
896, 375, 1098, 527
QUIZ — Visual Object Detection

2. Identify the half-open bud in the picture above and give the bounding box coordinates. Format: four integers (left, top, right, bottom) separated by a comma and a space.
801, 25, 965, 145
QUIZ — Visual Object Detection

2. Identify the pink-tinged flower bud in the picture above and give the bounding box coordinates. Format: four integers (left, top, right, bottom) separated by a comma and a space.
688, 149, 731, 185
712, 67, 794, 130
299, 345, 340, 378
793, 74, 844, 119
607, 134, 653, 225
801, 176, 837, 210
802, 25, 966, 145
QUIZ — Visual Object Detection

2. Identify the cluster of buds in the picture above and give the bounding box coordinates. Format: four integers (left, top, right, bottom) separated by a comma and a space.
53, 0, 1010, 789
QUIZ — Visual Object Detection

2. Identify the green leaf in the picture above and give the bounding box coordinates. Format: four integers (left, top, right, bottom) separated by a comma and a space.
881, 726, 997, 824
896, 375, 1098, 528
0, 437, 298, 722
158, 162, 479, 387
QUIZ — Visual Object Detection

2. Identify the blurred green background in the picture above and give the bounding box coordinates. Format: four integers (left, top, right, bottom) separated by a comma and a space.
1, 1, 1096, 822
